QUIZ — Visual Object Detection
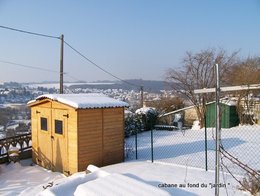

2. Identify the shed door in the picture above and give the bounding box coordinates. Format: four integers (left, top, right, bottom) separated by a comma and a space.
36, 108, 52, 169
51, 109, 68, 174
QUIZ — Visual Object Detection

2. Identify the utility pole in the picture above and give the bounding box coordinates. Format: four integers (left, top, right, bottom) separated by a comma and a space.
140, 86, 144, 107
215, 63, 220, 196
194, 68, 260, 196
60, 34, 64, 94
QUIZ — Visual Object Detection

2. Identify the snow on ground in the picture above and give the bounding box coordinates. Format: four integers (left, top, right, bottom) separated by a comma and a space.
102, 160, 248, 196
0, 159, 249, 196
24, 82, 115, 89
0, 159, 65, 196
125, 125, 260, 176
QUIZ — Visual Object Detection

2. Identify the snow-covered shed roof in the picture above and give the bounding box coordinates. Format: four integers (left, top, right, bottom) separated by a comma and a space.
28, 93, 129, 109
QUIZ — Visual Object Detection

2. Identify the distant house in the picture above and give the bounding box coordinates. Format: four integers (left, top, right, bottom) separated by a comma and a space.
28, 94, 128, 175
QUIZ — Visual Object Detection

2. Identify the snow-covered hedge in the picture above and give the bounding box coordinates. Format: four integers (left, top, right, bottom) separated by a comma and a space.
124, 113, 143, 137
135, 107, 159, 131
124, 107, 159, 137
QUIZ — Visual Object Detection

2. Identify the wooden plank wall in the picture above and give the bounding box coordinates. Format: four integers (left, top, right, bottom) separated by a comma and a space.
52, 101, 78, 174
33, 106, 52, 169
31, 107, 38, 163
103, 108, 124, 165
77, 107, 124, 171
77, 109, 103, 171
67, 108, 78, 174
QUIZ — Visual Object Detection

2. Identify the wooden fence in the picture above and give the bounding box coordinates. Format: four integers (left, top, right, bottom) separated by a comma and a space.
0, 133, 32, 163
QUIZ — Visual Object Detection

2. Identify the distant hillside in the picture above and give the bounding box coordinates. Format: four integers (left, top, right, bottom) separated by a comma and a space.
69, 79, 174, 92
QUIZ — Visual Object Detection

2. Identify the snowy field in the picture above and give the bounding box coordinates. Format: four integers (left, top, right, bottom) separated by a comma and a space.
0, 159, 65, 196
125, 125, 260, 175
0, 159, 249, 196
102, 161, 248, 196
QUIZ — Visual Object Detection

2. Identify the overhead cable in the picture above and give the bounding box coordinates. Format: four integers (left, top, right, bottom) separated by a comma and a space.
0, 25, 60, 39
0, 59, 83, 81
0, 59, 59, 73
0, 25, 142, 88
63, 40, 140, 88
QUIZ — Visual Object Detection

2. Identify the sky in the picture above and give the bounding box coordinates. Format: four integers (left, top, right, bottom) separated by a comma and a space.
0, 0, 260, 83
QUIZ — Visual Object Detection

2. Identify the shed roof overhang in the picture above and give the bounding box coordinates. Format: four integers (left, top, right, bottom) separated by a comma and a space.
27, 93, 129, 109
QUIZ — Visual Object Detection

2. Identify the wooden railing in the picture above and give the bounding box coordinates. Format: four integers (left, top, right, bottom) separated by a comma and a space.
0, 133, 32, 163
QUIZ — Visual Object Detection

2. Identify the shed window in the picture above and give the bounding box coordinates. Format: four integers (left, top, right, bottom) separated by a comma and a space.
41, 117, 48, 131
55, 120, 63, 135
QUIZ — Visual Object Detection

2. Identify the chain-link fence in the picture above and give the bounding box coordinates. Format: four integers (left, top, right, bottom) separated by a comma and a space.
220, 125, 260, 175
125, 103, 260, 177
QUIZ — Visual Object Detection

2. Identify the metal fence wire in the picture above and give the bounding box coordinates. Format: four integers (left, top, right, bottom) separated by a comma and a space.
125, 101, 260, 177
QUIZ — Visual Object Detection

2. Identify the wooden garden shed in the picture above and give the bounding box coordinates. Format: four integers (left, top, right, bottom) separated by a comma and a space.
206, 101, 239, 128
28, 93, 128, 175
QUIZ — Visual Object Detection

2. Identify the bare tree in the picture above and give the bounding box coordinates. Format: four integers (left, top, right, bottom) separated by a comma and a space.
145, 96, 184, 115
224, 57, 260, 124
166, 48, 238, 128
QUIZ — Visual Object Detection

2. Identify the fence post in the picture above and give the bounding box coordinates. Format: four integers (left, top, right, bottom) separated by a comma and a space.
135, 130, 138, 160
215, 63, 221, 196
205, 113, 208, 171
204, 97, 208, 171
151, 127, 154, 163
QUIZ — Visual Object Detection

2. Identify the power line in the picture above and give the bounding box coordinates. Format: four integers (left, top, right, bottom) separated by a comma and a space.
64, 73, 83, 81
63, 40, 140, 88
0, 25, 142, 88
0, 59, 59, 73
0, 25, 60, 39
0, 59, 83, 81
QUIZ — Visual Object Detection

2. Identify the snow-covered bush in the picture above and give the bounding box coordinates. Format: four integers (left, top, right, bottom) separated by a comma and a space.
124, 113, 143, 137
135, 107, 159, 131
